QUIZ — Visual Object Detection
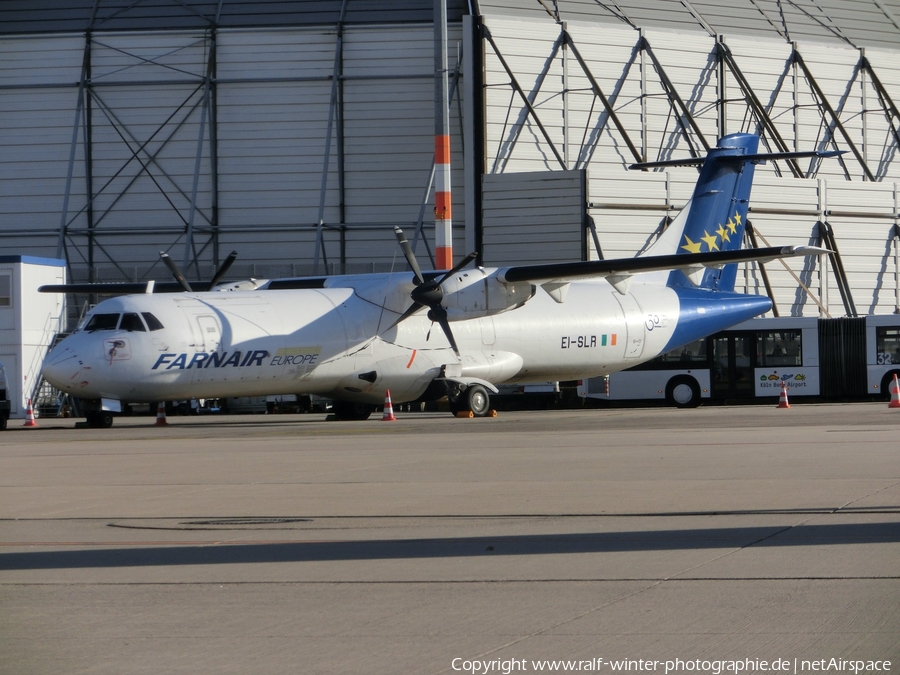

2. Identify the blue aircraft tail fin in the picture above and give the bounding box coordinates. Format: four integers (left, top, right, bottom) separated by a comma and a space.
634, 133, 843, 292
643, 133, 760, 291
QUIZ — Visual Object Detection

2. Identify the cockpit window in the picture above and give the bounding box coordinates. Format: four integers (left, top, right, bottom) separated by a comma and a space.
120, 312, 146, 332
141, 312, 164, 331
83, 313, 120, 331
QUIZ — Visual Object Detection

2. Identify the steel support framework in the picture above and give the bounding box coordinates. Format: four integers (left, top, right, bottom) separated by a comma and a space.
478, 22, 899, 315
482, 26, 898, 180
35, 5, 900, 292
56, 0, 224, 284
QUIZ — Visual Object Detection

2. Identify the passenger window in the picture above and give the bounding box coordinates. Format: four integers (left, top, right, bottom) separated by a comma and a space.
141, 312, 164, 331
875, 327, 900, 365
759, 331, 802, 367
83, 313, 120, 331
120, 313, 146, 332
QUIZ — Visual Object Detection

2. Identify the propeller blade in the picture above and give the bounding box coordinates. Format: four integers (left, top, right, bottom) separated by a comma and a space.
160, 252, 193, 292
437, 251, 478, 284
394, 226, 425, 285
385, 301, 425, 332
208, 250, 238, 289
430, 306, 460, 357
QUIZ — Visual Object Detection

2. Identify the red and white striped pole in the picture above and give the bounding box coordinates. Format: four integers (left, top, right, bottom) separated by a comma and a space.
434, 134, 452, 270
434, 0, 452, 271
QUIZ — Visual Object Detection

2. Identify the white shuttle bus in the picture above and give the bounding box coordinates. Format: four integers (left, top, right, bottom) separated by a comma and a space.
579, 315, 900, 407
866, 315, 900, 397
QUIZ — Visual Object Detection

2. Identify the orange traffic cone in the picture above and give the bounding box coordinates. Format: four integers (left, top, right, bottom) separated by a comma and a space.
23, 398, 37, 427
155, 402, 168, 426
889, 374, 900, 408
776, 381, 791, 409
381, 390, 396, 421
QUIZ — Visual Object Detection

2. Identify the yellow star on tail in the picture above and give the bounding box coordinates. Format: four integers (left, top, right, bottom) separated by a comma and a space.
716, 224, 730, 243
726, 218, 738, 235
701, 231, 720, 251
681, 236, 702, 254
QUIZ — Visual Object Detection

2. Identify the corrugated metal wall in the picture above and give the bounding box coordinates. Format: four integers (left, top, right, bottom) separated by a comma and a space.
0, 21, 467, 281
2, 0, 900, 320
479, 11, 900, 318
481, 170, 585, 265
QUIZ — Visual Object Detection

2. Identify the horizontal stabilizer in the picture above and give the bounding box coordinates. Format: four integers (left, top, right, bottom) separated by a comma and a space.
497, 246, 830, 286
631, 149, 844, 170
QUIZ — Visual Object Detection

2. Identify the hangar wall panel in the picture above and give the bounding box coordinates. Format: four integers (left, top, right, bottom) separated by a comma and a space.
0, 34, 84, 86
480, 10, 900, 319
563, 23, 645, 171
0, 23, 467, 278
1, 3, 899, 315
89, 31, 208, 82
481, 170, 585, 266
639, 28, 720, 158
0, 87, 87, 235
214, 24, 466, 271
87, 85, 213, 234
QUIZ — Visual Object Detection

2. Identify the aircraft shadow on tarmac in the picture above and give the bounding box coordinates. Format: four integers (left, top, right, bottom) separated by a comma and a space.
2, 521, 899, 570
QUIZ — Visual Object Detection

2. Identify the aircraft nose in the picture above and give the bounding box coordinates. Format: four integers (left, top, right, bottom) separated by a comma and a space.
41, 342, 80, 389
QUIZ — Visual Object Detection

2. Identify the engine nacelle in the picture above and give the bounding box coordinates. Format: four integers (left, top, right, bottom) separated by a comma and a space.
440, 268, 535, 321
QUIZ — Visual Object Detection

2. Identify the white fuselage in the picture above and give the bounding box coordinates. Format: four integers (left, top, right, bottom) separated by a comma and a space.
42, 272, 684, 405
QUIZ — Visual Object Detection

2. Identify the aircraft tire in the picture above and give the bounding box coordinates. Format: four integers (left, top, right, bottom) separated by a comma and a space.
86, 411, 115, 428
665, 376, 701, 408
451, 384, 490, 417
332, 400, 373, 421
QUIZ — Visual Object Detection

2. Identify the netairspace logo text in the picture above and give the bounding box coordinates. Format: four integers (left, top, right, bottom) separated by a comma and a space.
450, 658, 893, 675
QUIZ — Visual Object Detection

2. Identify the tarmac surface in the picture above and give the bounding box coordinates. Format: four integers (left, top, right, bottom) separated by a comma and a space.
1, 403, 899, 674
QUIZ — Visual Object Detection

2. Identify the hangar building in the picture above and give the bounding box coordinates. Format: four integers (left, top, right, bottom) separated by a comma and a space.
1, 0, 900, 320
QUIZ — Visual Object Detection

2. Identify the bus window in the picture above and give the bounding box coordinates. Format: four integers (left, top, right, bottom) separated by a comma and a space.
651, 338, 707, 364
875, 327, 900, 365
759, 330, 802, 367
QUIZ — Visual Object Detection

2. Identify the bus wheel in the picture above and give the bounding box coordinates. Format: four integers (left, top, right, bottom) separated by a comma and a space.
666, 376, 701, 408
880, 371, 900, 401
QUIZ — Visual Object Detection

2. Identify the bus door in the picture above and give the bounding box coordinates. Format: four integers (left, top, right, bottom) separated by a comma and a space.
711, 332, 755, 399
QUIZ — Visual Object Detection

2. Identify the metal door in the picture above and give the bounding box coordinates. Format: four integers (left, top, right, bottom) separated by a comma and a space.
195, 315, 221, 352
614, 293, 645, 360
711, 333, 755, 399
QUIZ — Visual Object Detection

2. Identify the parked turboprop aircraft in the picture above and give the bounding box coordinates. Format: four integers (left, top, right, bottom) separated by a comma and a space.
41, 133, 837, 427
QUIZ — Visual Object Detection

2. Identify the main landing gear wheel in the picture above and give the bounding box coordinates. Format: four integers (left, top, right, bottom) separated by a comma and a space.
86, 411, 114, 428
665, 376, 701, 408
450, 384, 491, 417
331, 400, 374, 421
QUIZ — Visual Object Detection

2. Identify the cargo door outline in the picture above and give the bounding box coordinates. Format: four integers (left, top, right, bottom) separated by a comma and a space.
196, 315, 222, 353
613, 293, 645, 359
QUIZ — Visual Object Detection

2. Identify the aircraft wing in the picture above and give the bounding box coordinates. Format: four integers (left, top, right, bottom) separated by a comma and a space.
497, 245, 830, 285
38, 281, 220, 294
